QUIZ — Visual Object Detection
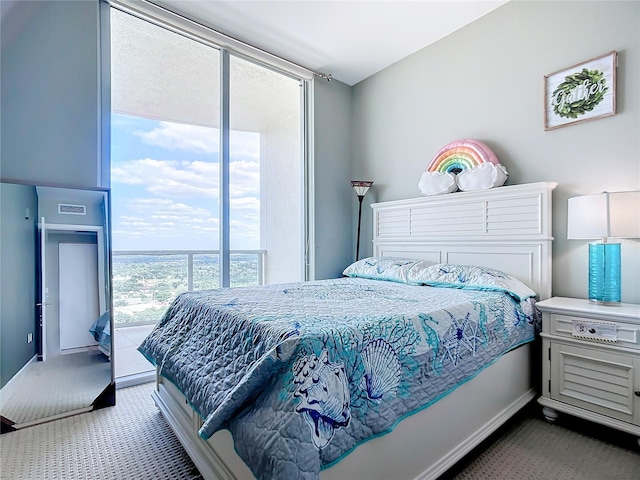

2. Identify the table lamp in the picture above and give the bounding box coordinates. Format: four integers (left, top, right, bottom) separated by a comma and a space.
567, 191, 640, 304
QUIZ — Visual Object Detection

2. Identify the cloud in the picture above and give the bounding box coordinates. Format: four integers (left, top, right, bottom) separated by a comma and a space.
127, 197, 215, 220
230, 220, 260, 246
112, 157, 260, 200
135, 122, 219, 154
113, 198, 220, 246
112, 158, 219, 198
133, 121, 260, 159
112, 159, 261, 250
113, 195, 261, 248
112, 120, 262, 250
231, 196, 260, 215
229, 160, 260, 197
115, 120, 260, 199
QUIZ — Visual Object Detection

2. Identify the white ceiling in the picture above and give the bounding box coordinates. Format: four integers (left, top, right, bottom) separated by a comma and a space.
154, 0, 509, 86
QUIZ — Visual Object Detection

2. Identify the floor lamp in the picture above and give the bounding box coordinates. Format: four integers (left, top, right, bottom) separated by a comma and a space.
351, 181, 373, 261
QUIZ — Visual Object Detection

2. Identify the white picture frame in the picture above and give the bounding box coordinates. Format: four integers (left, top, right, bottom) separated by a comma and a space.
544, 51, 617, 130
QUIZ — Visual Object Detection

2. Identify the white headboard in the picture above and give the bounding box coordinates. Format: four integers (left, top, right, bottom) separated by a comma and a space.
371, 182, 557, 300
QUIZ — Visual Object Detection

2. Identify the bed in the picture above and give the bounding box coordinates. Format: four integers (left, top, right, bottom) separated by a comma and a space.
89, 310, 111, 358
141, 181, 556, 480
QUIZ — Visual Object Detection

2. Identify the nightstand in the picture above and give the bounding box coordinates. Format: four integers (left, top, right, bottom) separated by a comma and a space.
536, 297, 640, 444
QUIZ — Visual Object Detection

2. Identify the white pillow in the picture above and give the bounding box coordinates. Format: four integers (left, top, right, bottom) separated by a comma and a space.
343, 256, 434, 284
407, 263, 537, 301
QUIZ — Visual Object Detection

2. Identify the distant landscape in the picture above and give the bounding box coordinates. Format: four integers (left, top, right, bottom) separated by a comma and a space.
112, 254, 260, 326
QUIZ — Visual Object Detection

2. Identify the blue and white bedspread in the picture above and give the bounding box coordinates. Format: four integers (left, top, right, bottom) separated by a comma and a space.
139, 265, 539, 480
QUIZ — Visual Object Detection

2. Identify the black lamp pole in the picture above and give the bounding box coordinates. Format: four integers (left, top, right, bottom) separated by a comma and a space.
351, 181, 373, 261
355, 194, 364, 260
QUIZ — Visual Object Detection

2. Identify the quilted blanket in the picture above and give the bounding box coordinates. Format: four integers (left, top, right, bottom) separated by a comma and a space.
139, 273, 538, 480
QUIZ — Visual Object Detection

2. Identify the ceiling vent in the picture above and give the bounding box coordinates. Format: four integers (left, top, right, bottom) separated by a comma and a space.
58, 204, 87, 215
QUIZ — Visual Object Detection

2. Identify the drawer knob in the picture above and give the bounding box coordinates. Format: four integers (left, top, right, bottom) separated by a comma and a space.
636, 391, 640, 397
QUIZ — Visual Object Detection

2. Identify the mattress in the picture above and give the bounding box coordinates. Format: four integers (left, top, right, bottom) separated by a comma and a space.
139, 269, 539, 480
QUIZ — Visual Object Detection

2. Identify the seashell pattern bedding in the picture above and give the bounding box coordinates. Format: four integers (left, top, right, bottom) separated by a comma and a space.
138, 275, 539, 480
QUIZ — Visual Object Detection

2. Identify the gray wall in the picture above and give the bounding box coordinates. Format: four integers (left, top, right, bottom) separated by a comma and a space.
352, 1, 640, 303
313, 78, 354, 280
0, 183, 38, 389
37, 194, 106, 228
0, 0, 102, 187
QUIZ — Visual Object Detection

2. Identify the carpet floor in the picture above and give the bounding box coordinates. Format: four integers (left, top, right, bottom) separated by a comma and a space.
447, 404, 640, 480
1, 383, 638, 480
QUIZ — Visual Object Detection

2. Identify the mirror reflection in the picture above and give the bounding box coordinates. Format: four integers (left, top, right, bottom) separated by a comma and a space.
1, 181, 114, 432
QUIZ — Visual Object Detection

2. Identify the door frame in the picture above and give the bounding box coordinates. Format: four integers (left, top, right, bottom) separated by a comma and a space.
38, 222, 106, 360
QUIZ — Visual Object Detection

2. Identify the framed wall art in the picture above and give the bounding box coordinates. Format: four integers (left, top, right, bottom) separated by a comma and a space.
544, 51, 617, 130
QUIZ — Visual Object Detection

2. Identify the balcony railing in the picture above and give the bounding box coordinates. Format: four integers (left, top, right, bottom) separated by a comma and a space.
111, 249, 266, 327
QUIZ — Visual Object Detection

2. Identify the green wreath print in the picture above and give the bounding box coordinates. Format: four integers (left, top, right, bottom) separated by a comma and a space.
552, 68, 608, 119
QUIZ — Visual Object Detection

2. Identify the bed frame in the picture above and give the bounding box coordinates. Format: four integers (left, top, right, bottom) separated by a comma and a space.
152, 181, 557, 480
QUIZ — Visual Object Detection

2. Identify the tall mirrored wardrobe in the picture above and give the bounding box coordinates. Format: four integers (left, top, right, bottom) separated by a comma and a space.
1, 181, 115, 433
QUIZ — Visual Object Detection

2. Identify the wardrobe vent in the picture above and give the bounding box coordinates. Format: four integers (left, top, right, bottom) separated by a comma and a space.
58, 204, 86, 215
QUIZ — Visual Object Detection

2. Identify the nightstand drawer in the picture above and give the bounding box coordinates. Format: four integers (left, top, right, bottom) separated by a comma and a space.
548, 313, 640, 350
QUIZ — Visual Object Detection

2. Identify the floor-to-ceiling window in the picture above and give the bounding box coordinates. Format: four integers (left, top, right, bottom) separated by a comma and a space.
109, 6, 306, 382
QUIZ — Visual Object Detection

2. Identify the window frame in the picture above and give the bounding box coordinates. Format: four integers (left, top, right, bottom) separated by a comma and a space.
102, 0, 314, 286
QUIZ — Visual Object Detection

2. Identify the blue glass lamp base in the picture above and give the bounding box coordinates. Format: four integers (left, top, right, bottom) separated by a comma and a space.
588, 243, 621, 304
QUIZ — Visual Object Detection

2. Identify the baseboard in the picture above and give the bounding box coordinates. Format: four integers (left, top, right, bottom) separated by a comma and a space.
116, 370, 155, 389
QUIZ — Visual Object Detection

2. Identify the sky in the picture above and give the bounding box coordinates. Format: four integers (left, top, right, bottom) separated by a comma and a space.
110, 113, 260, 251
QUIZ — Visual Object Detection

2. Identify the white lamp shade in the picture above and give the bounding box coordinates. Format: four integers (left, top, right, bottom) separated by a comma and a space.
567, 191, 640, 240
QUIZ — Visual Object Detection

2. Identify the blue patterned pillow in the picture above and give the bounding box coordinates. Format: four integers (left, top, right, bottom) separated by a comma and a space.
343, 256, 434, 284
407, 263, 537, 301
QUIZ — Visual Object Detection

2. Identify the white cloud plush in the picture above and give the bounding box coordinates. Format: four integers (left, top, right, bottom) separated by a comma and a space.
456, 163, 508, 192
417, 171, 458, 196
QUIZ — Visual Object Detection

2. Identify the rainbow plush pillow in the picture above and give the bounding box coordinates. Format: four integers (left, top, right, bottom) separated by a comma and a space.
417, 139, 508, 195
